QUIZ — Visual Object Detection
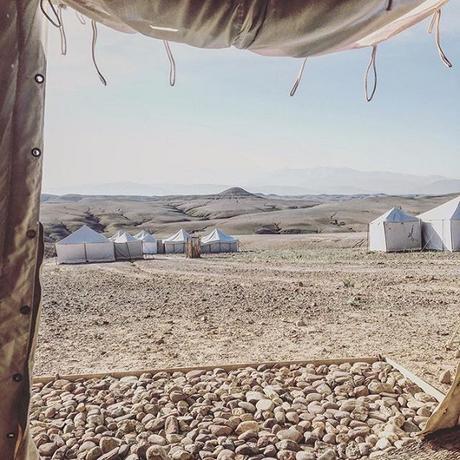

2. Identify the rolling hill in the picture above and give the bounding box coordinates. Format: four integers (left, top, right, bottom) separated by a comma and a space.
40, 187, 458, 242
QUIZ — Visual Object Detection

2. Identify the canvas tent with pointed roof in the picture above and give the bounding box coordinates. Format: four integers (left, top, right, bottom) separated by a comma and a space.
163, 229, 191, 254
55, 225, 115, 264
368, 208, 421, 252
1, 0, 458, 458
134, 230, 157, 255
201, 228, 239, 253
113, 232, 144, 260
418, 196, 460, 252
109, 230, 124, 241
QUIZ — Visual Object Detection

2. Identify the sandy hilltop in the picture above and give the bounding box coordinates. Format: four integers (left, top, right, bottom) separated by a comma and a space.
40, 187, 458, 242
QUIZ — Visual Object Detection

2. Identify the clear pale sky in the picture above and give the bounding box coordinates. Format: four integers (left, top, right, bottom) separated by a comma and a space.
43, 3, 459, 192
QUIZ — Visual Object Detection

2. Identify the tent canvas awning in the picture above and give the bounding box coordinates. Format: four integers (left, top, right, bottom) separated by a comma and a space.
61, 0, 449, 58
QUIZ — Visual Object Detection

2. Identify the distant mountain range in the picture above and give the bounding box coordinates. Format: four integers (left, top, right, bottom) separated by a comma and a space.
252, 168, 460, 196
44, 167, 460, 197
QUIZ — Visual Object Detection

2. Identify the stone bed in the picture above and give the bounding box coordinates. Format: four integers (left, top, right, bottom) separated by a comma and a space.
30, 361, 439, 460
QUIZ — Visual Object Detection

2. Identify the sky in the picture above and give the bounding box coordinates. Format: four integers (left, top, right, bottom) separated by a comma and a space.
43, 3, 460, 193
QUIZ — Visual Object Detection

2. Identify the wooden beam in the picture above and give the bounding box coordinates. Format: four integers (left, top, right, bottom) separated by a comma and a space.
33, 356, 379, 384
384, 357, 445, 403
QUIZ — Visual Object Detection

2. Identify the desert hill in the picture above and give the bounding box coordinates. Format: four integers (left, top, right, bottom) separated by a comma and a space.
40, 188, 458, 241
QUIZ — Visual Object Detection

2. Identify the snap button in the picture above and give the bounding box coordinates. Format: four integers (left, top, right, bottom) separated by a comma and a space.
20, 305, 31, 315
31, 148, 41, 158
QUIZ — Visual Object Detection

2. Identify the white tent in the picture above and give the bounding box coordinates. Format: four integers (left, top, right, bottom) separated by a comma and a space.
418, 196, 460, 252
113, 232, 144, 260
109, 230, 124, 241
201, 228, 239, 253
56, 225, 115, 264
163, 229, 191, 254
368, 208, 421, 252
134, 230, 158, 255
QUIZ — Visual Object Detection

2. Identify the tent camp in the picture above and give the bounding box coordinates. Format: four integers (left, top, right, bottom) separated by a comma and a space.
163, 229, 191, 254
1, 1, 458, 459
201, 228, 239, 253
418, 196, 460, 252
134, 230, 158, 255
55, 225, 115, 264
112, 232, 143, 260
368, 208, 421, 252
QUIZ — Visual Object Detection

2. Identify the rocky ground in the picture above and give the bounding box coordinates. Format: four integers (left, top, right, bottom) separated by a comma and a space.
31, 360, 438, 460
36, 233, 460, 394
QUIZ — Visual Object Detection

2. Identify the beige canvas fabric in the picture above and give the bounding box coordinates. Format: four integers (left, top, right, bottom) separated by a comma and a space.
423, 363, 460, 436
0, 1, 45, 459
62, 0, 448, 57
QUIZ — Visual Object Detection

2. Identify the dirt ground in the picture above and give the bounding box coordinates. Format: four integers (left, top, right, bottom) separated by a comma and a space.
35, 233, 459, 394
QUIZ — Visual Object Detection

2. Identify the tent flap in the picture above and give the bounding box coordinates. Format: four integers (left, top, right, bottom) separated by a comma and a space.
0, 0, 45, 458
423, 363, 460, 436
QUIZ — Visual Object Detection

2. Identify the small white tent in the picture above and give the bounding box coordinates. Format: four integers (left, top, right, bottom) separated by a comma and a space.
56, 225, 115, 264
201, 228, 239, 253
163, 229, 191, 254
418, 196, 460, 252
368, 208, 421, 252
109, 230, 124, 241
134, 230, 157, 255
113, 232, 143, 260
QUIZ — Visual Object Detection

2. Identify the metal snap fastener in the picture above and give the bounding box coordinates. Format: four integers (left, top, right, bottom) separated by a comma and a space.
13, 373, 23, 382
20, 305, 31, 315
31, 148, 41, 158
6, 433, 15, 439
26, 229, 36, 239
35, 74, 45, 84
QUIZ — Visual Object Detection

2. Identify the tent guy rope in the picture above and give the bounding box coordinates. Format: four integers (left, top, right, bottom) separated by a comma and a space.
58, 5, 67, 55
289, 58, 308, 97
162, 40, 176, 87
39, 0, 61, 28
364, 45, 378, 102
75, 9, 85, 25
90, 19, 107, 86
429, 8, 453, 68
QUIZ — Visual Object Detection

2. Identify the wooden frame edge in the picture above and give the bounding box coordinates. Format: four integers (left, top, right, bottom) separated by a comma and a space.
32, 356, 379, 384
384, 357, 445, 402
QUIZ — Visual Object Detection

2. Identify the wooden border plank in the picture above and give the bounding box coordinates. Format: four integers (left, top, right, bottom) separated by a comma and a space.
32, 356, 379, 384
385, 357, 445, 402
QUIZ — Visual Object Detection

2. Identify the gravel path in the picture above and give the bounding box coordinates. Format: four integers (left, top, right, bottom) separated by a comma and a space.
31, 360, 438, 460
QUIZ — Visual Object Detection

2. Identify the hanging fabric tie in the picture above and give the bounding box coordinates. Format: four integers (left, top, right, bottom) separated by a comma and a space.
428, 9, 453, 69
289, 58, 308, 96
58, 5, 67, 55
91, 20, 107, 86
364, 45, 378, 102
163, 41, 176, 86
39, 0, 61, 28
75, 11, 86, 25
386, 0, 393, 11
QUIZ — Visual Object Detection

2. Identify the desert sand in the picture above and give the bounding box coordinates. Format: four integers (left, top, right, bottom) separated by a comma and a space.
35, 232, 459, 395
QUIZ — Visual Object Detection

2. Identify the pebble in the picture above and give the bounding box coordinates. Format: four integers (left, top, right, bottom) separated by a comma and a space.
30, 361, 438, 460
439, 369, 452, 384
